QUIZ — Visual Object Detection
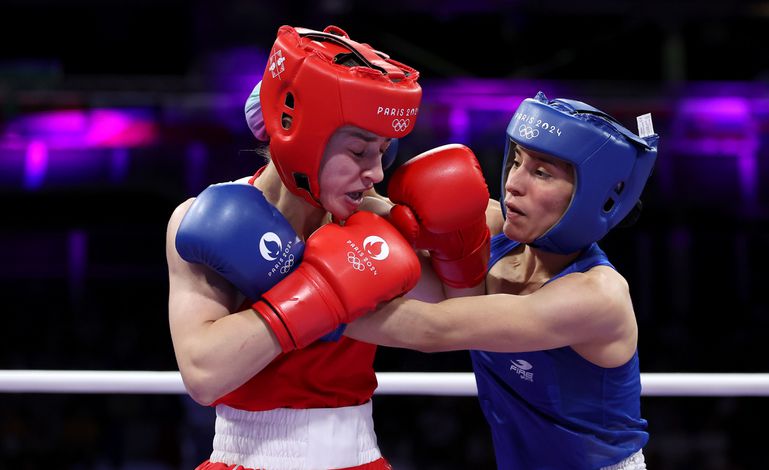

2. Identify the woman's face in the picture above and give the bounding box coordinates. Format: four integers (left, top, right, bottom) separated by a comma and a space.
318, 125, 391, 220
501, 144, 575, 244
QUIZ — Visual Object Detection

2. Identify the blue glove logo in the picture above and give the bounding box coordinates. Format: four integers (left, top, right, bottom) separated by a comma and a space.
259, 232, 282, 261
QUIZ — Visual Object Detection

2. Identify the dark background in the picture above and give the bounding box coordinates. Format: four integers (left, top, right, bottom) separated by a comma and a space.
2, 1, 769, 468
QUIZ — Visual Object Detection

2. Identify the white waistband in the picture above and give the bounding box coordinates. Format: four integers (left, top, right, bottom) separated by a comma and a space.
210, 402, 381, 470
600, 449, 646, 470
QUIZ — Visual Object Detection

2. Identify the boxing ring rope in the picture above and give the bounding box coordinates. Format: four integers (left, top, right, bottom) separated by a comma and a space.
2, 371, 769, 396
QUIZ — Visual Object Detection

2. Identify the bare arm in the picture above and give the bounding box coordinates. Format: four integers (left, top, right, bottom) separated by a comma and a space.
346, 265, 637, 367
166, 200, 281, 405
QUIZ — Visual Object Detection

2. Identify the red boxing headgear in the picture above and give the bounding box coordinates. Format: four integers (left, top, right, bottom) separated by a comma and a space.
260, 25, 422, 207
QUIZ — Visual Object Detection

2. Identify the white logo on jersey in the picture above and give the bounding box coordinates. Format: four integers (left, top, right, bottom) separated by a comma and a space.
259, 232, 282, 261
510, 359, 534, 382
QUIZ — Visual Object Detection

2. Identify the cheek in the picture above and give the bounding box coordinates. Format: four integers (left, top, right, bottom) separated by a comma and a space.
318, 158, 357, 191
553, 191, 573, 215
317, 165, 332, 192
319, 157, 344, 181
318, 158, 333, 175
541, 188, 573, 224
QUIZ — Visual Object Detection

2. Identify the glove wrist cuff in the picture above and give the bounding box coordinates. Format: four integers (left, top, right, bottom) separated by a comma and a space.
387, 204, 420, 246
261, 265, 346, 349
251, 300, 296, 353
431, 228, 490, 288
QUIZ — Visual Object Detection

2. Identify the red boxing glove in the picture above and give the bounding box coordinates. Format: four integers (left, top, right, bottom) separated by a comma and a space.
252, 211, 421, 352
387, 144, 490, 288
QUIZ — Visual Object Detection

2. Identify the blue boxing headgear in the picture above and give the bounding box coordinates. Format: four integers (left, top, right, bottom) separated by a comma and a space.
500, 91, 659, 254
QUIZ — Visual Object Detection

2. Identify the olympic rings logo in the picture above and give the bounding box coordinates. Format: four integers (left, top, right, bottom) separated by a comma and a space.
518, 125, 539, 139
346, 252, 366, 271
392, 119, 411, 132
279, 254, 295, 274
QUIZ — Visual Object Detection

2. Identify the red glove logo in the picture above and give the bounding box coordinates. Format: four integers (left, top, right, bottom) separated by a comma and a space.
362, 235, 389, 260
345, 234, 394, 275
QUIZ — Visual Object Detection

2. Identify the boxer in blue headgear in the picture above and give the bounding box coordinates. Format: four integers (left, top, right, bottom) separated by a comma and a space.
500, 91, 658, 254
348, 91, 658, 469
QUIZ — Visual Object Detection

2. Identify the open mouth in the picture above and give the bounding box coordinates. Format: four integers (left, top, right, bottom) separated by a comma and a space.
346, 191, 364, 202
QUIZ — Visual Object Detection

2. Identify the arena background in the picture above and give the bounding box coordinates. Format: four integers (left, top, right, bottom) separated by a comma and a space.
2, 1, 769, 468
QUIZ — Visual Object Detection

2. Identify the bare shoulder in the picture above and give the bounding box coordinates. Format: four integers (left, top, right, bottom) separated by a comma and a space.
559, 265, 635, 347
167, 198, 195, 236
486, 199, 504, 236
584, 265, 631, 301
532, 264, 634, 339
564, 265, 637, 366
166, 198, 195, 272
554, 265, 631, 309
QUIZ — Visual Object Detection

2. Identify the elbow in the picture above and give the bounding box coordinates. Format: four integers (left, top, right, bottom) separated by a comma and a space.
179, 365, 225, 406
189, 393, 216, 407
185, 384, 219, 407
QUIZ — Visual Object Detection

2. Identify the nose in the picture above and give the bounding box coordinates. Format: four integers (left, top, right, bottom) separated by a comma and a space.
504, 166, 525, 197
362, 157, 385, 185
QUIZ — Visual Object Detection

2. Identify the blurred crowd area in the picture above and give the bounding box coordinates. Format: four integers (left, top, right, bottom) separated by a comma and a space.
3, 1, 769, 468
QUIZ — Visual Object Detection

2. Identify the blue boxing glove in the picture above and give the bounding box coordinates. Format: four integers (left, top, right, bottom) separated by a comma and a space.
176, 182, 345, 342
175, 182, 304, 300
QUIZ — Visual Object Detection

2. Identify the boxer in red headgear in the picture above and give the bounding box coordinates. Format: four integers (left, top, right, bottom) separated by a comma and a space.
167, 24, 423, 470
167, 24, 491, 470
260, 25, 421, 208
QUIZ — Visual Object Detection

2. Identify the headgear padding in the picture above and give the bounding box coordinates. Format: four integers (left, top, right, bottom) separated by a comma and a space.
260, 25, 422, 207
246, 79, 400, 168
500, 91, 659, 254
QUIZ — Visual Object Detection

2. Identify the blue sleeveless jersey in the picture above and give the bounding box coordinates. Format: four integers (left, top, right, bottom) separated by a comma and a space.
470, 233, 648, 469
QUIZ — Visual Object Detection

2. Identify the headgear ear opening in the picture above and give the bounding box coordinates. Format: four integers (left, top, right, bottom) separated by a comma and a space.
615, 200, 643, 229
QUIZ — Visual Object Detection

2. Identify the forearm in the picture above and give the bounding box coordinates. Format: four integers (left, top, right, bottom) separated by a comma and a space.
172, 308, 281, 405
347, 293, 505, 353
346, 297, 463, 352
